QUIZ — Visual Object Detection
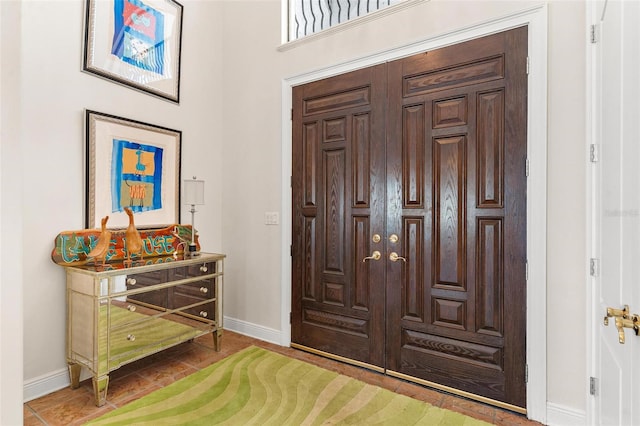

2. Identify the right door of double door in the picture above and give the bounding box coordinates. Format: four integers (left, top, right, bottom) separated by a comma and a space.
292, 27, 528, 410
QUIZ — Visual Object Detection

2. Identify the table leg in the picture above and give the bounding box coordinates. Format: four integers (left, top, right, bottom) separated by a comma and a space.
68, 363, 82, 389
213, 329, 223, 352
92, 375, 109, 407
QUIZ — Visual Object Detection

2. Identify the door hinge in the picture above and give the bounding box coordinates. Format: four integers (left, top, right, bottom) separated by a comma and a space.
525, 159, 530, 177
590, 144, 599, 163
525, 261, 529, 281
590, 376, 597, 395
590, 258, 599, 277
291, 108, 294, 120
590, 24, 598, 44
525, 364, 528, 383
526, 56, 530, 75
289, 312, 292, 324
290, 244, 293, 256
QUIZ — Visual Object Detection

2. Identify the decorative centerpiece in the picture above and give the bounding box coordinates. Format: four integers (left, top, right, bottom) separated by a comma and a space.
51, 222, 200, 268
123, 207, 143, 266
86, 215, 111, 266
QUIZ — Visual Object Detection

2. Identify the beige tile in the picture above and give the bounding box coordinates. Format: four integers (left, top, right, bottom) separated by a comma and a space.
23, 405, 45, 426
105, 372, 155, 405
174, 342, 227, 369
440, 394, 497, 424
494, 408, 543, 425
109, 383, 163, 408
26, 385, 92, 414
137, 358, 199, 386
395, 380, 446, 406
33, 391, 110, 426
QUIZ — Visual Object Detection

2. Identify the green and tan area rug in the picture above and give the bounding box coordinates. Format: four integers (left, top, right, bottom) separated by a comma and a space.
87, 346, 490, 425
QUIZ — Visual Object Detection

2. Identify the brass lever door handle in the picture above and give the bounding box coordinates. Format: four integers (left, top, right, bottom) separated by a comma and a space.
614, 316, 640, 344
389, 252, 406, 262
604, 305, 640, 344
362, 251, 381, 262
603, 305, 629, 325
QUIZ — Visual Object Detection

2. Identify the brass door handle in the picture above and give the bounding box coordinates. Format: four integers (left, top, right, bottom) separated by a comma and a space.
614, 316, 639, 344
603, 305, 629, 325
604, 305, 640, 344
389, 252, 406, 262
362, 251, 381, 262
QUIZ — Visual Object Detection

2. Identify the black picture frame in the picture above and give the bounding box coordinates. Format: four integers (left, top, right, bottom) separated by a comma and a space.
85, 109, 182, 229
83, 0, 184, 103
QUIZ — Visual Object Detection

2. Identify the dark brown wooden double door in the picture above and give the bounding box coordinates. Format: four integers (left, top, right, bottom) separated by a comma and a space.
291, 27, 528, 409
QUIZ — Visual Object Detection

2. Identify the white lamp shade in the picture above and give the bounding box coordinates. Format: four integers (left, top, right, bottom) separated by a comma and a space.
183, 179, 205, 205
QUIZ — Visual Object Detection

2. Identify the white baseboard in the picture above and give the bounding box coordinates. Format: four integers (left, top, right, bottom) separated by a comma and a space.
24, 368, 69, 403
222, 315, 284, 346
546, 402, 586, 426
24, 365, 95, 403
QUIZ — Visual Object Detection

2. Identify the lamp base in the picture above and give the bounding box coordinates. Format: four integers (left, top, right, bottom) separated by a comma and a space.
188, 243, 199, 258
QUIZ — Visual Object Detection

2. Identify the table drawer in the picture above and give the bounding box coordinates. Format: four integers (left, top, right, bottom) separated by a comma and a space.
173, 279, 214, 298
170, 262, 216, 280
125, 270, 169, 308
126, 269, 168, 286
173, 293, 215, 320
108, 315, 201, 367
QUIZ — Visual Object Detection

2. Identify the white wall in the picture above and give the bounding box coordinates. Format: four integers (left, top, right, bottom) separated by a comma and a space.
1, 2, 25, 425
16, 0, 224, 400
2, 0, 587, 423
545, 0, 587, 413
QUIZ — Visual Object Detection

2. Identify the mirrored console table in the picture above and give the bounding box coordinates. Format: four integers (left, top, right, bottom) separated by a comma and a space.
63, 252, 225, 406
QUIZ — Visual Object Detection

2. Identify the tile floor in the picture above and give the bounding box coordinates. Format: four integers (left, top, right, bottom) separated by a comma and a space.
23, 331, 543, 425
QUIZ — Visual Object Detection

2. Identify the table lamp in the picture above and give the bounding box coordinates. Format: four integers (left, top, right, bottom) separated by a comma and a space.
183, 177, 204, 256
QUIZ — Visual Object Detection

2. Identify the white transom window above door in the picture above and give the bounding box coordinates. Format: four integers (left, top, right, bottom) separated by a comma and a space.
283, 0, 423, 43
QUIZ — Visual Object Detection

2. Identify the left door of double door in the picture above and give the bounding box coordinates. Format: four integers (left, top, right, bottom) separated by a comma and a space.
291, 64, 388, 369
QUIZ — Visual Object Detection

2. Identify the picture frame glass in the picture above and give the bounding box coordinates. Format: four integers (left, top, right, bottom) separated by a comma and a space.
86, 110, 181, 229
84, 0, 183, 103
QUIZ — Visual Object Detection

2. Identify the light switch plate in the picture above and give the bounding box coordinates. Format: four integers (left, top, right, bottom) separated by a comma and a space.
265, 212, 279, 225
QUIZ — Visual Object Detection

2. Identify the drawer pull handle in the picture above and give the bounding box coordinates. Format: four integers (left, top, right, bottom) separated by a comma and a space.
200, 265, 208, 273
127, 334, 136, 342
126, 278, 137, 286
200, 311, 208, 318
200, 287, 208, 294
127, 305, 136, 312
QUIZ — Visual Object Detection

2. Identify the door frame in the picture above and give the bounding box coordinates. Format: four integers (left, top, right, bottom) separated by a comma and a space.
586, 3, 597, 424
280, 4, 548, 423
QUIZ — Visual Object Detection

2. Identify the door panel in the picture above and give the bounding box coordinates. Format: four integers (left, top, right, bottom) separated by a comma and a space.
292, 27, 527, 409
595, 1, 640, 424
385, 28, 527, 408
292, 65, 388, 368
